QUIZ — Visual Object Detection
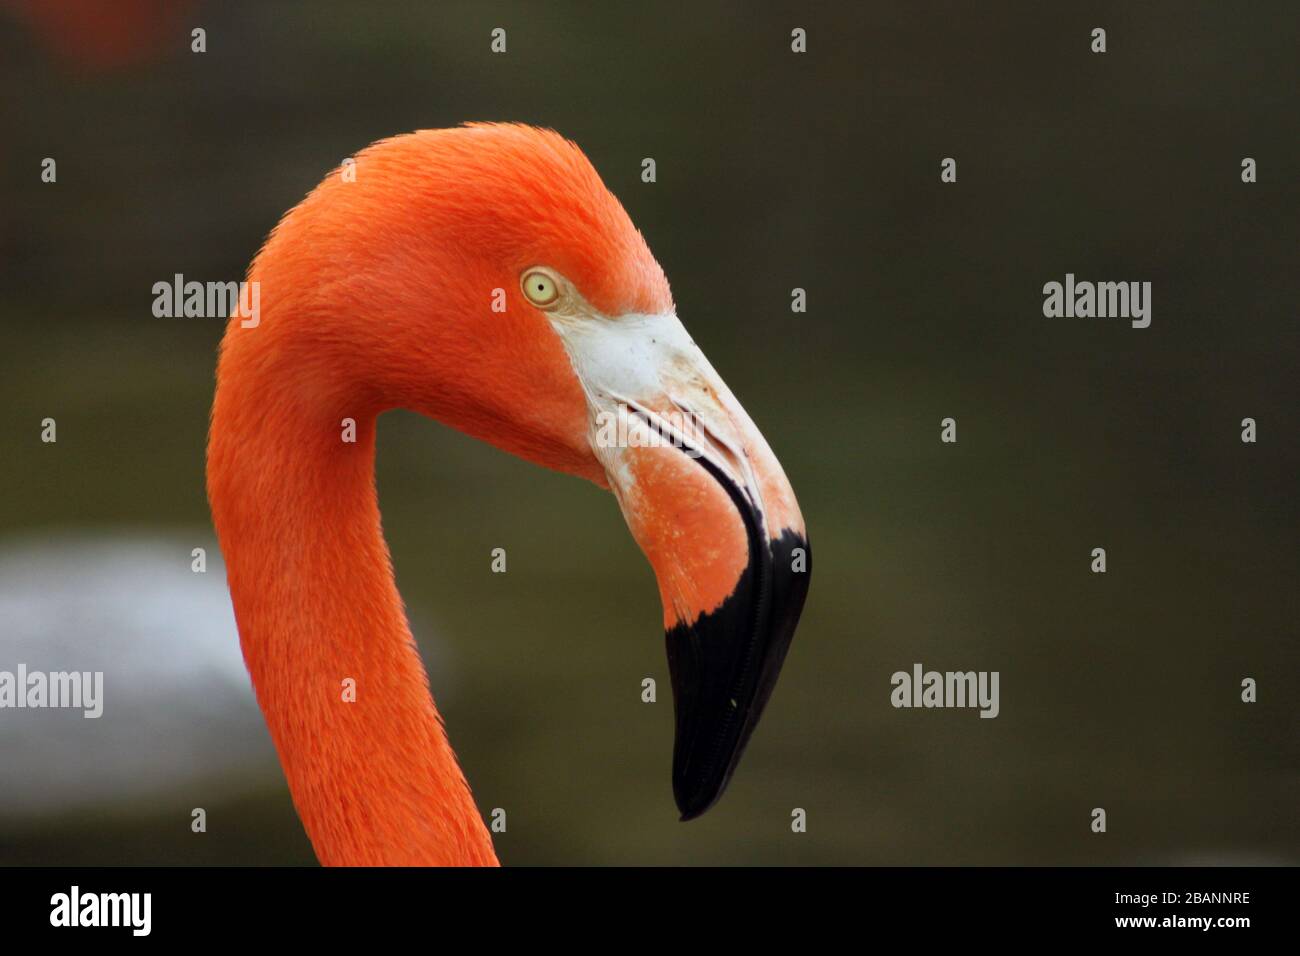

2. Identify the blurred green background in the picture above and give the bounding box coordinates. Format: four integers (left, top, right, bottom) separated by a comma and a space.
1, 1, 1296, 865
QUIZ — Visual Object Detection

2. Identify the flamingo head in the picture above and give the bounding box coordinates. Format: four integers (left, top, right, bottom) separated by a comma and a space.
245, 123, 811, 820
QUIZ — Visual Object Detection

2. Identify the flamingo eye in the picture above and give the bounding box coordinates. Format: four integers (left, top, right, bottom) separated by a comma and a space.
521, 269, 560, 308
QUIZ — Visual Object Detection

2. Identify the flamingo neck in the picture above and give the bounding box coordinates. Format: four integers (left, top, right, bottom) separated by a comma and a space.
207, 379, 498, 867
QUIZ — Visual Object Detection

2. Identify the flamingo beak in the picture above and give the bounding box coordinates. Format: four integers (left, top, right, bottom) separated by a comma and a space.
571, 315, 811, 820
661, 475, 810, 821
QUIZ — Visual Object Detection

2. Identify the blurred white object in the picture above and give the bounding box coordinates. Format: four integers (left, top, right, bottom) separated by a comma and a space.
0, 532, 277, 816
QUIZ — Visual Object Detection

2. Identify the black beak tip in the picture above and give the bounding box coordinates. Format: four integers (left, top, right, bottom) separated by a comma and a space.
673, 776, 722, 822
676, 801, 719, 823
666, 528, 811, 823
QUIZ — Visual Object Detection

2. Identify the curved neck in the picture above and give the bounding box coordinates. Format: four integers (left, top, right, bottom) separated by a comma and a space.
208, 369, 497, 866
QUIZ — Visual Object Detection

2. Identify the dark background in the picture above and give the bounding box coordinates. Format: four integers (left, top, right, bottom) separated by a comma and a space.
0, 1, 1296, 864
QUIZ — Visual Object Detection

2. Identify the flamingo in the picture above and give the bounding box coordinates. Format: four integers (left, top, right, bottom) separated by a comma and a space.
206, 123, 811, 866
